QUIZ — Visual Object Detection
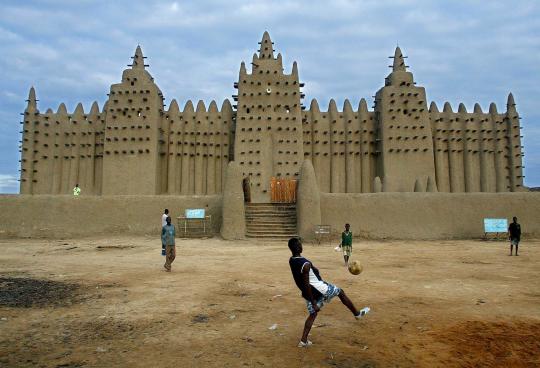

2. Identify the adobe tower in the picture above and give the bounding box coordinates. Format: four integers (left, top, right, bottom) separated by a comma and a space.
234, 32, 304, 202
102, 46, 166, 195
374, 46, 435, 192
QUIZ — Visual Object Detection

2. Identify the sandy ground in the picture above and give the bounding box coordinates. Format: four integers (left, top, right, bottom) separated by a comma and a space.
0, 236, 539, 368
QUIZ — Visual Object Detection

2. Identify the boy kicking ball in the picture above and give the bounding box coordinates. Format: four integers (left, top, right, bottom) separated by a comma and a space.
288, 237, 370, 347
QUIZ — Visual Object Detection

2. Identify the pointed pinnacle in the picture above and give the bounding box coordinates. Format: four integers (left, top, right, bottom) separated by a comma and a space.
392, 46, 406, 72
132, 45, 145, 70
90, 101, 100, 115
489, 103, 498, 114
26, 86, 37, 110
507, 92, 515, 106
259, 31, 274, 59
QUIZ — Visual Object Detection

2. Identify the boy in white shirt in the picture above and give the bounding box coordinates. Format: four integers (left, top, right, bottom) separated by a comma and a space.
288, 237, 370, 347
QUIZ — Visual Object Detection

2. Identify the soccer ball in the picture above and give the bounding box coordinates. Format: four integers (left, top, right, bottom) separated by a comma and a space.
348, 260, 363, 275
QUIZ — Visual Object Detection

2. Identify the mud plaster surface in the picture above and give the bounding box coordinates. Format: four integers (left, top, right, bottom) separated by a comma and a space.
1, 237, 539, 367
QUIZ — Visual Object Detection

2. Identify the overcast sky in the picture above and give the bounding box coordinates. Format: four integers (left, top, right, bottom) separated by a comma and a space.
0, 0, 538, 193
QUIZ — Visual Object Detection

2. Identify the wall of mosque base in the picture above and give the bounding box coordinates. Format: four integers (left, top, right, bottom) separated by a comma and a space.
320, 192, 540, 239
0, 195, 222, 238
1, 193, 539, 240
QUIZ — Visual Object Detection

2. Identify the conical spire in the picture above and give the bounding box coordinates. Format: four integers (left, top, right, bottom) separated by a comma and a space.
168, 99, 179, 114
473, 103, 483, 114
276, 53, 283, 68
258, 31, 274, 59
239, 61, 247, 77
221, 99, 232, 114
208, 100, 219, 113
343, 99, 353, 113
458, 103, 467, 113
196, 100, 206, 113
57, 103, 67, 115
73, 102, 85, 116
131, 45, 146, 70
443, 102, 453, 113
309, 99, 320, 112
489, 102, 498, 114
183, 100, 194, 113
26, 86, 37, 110
328, 99, 338, 113
291, 61, 298, 77
507, 93, 515, 107
358, 98, 368, 113
392, 46, 406, 72
89, 101, 100, 115
506, 93, 517, 114
429, 101, 439, 113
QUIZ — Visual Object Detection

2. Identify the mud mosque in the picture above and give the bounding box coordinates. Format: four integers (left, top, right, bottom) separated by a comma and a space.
10, 31, 540, 241
19, 31, 525, 203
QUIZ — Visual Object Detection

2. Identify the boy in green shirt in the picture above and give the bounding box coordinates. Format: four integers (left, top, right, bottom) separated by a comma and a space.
340, 223, 353, 265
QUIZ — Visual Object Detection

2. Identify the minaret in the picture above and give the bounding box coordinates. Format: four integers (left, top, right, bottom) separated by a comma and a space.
505, 93, 524, 191
234, 32, 304, 202
374, 47, 435, 192
102, 45, 165, 194
20, 87, 38, 194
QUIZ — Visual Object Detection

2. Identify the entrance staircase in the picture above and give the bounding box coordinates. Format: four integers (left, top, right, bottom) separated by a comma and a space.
245, 203, 298, 239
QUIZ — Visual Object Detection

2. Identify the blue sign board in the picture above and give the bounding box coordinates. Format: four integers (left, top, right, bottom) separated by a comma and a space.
185, 209, 205, 219
484, 218, 508, 233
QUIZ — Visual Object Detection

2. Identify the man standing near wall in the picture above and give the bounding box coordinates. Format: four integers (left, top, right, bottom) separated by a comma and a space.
161, 209, 169, 256
508, 217, 521, 256
162, 216, 176, 271
73, 184, 81, 196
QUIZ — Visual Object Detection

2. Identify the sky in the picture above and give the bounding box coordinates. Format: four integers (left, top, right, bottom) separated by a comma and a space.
0, 0, 539, 193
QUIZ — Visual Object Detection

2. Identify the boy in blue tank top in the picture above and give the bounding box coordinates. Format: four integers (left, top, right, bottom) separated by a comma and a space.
288, 237, 370, 347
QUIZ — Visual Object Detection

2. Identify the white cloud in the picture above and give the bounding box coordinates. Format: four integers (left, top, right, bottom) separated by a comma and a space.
0, 174, 18, 194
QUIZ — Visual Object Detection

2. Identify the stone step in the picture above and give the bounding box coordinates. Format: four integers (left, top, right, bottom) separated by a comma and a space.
245, 210, 296, 216
246, 214, 296, 219
246, 214, 296, 220
246, 222, 296, 229
246, 233, 298, 239
246, 218, 296, 223
246, 226, 298, 231
246, 203, 295, 207
245, 203, 297, 239
245, 206, 296, 210
246, 207, 295, 210
246, 229, 296, 235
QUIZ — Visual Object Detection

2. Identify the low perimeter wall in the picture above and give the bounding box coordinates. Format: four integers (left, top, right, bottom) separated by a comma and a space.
320, 192, 540, 239
1, 193, 539, 240
0, 195, 222, 238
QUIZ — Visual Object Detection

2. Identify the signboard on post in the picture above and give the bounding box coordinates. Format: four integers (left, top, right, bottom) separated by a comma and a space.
185, 209, 205, 219
484, 218, 508, 233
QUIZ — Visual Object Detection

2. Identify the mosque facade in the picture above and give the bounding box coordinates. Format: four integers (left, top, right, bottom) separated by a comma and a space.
19, 32, 525, 201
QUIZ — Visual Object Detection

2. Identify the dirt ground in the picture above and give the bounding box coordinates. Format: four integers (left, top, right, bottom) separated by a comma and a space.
0, 236, 539, 368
